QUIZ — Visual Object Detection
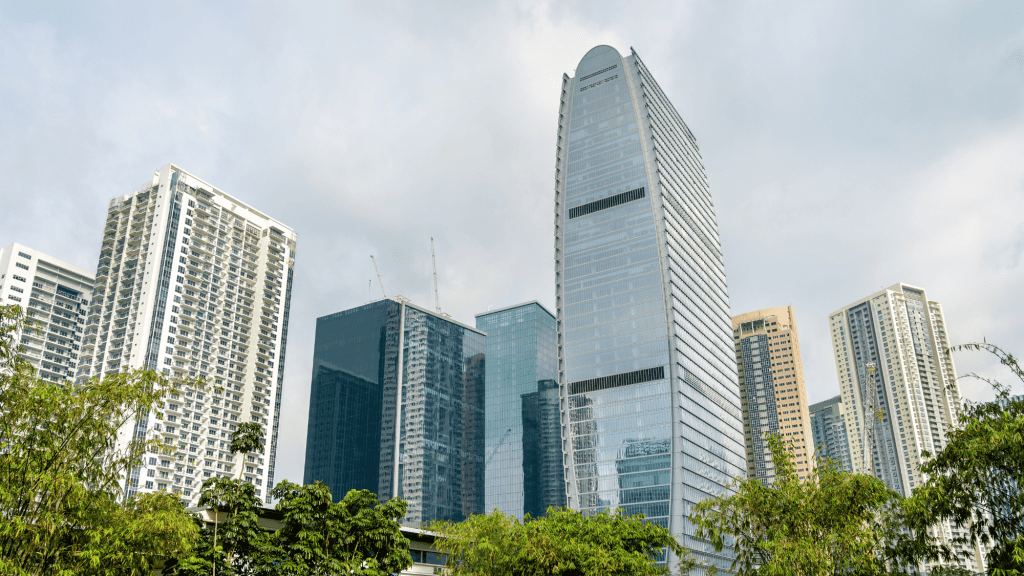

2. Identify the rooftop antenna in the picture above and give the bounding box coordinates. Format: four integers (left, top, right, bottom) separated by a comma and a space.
370, 255, 388, 300
431, 237, 440, 313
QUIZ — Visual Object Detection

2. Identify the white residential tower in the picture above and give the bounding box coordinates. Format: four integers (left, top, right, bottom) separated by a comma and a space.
829, 283, 984, 573
78, 164, 296, 504
0, 243, 94, 383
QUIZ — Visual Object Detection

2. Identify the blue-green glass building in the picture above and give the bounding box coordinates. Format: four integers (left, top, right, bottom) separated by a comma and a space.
475, 301, 562, 518
303, 299, 486, 527
554, 46, 745, 572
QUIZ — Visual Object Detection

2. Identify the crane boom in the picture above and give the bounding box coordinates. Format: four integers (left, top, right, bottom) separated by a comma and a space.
485, 428, 513, 466
431, 237, 440, 313
370, 255, 388, 299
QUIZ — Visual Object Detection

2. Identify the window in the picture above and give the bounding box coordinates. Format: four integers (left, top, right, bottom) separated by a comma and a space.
15, 262, 29, 270
12, 275, 25, 282
17, 252, 31, 259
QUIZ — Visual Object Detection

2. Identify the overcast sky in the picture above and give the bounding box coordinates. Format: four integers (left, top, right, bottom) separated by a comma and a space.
2, 1, 1022, 486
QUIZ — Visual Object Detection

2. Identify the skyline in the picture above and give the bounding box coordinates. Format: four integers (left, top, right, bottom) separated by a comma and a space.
2, 1, 1023, 490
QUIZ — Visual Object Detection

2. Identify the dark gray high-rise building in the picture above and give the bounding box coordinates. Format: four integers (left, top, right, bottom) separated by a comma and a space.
554, 45, 744, 572
808, 395, 852, 471
303, 299, 486, 527
475, 301, 562, 518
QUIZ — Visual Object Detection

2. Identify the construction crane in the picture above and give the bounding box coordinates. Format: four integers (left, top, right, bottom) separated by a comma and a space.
370, 255, 388, 300
861, 362, 877, 475
485, 428, 513, 466
431, 238, 441, 313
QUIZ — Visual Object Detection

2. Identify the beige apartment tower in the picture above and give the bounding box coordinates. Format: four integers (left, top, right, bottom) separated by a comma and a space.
733, 306, 813, 484
829, 283, 985, 573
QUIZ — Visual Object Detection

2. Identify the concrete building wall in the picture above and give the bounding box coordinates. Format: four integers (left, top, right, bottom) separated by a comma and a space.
732, 306, 814, 484
0, 243, 94, 383
78, 164, 296, 505
829, 283, 984, 573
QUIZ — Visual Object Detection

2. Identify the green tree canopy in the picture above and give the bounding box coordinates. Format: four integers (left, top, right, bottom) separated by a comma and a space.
167, 421, 412, 576
906, 343, 1024, 576
0, 304, 199, 575
429, 507, 691, 576
270, 483, 412, 576
691, 434, 930, 576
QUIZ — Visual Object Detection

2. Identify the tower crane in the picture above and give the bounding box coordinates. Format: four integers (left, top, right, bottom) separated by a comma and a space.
485, 428, 513, 466
431, 238, 441, 313
861, 362, 877, 475
370, 255, 388, 300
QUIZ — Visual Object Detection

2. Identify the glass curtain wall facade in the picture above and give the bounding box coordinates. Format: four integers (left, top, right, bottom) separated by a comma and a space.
304, 299, 401, 496
808, 395, 852, 471
554, 45, 744, 572
304, 299, 486, 527
475, 301, 561, 518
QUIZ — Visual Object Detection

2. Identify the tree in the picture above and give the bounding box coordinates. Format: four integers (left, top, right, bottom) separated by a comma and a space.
691, 434, 927, 576
429, 507, 691, 576
270, 483, 412, 575
905, 343, 1024, 576
163, 426, 274, 576
0, 304, 199, 575
167, 423, 412, 576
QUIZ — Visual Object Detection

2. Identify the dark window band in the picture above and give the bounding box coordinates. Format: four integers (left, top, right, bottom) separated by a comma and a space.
569, 366, 665, 395
568, 187, 645, 219
578, 65, 618, 82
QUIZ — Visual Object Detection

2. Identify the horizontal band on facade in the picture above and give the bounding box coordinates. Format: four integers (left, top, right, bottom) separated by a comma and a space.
578, 65, 618, 82
568, 187, 646, 219
569, 365, 665, 395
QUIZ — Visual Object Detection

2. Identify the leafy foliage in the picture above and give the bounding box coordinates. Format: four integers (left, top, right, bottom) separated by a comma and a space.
0, 304, 199, 575
270, 483, 412, 576
229, 422, 265, 463
906, 343, 1024, 576
429, 507, 691, 576
167, 422, 412, 576
691, 434, 927, 576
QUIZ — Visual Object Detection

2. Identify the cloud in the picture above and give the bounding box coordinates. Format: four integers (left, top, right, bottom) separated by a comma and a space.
1, 0, 1022, 485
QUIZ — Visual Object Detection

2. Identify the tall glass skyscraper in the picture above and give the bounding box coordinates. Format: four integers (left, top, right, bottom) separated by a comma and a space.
554, 46, 744, 571
475, 301, 562, 518
304, 299, 486, 527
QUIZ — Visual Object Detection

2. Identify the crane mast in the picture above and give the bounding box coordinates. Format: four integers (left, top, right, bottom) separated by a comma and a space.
861, 362, 877, 475
370, 255, 388, 300
431, 237, 440, 313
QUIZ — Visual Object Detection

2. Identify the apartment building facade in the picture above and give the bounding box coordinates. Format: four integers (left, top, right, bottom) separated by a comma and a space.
732, 306, 813, 484
78, 164, 296, 504
0, 243, 94, 383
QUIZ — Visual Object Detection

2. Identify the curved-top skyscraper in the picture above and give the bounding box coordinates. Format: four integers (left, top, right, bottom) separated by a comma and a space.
554, 45, 744, 572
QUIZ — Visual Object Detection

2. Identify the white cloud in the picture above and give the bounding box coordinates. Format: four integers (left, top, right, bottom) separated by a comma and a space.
1, 0, 1022, 486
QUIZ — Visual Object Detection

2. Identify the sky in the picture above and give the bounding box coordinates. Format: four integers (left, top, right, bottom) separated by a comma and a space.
1, 1, 1022, 487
